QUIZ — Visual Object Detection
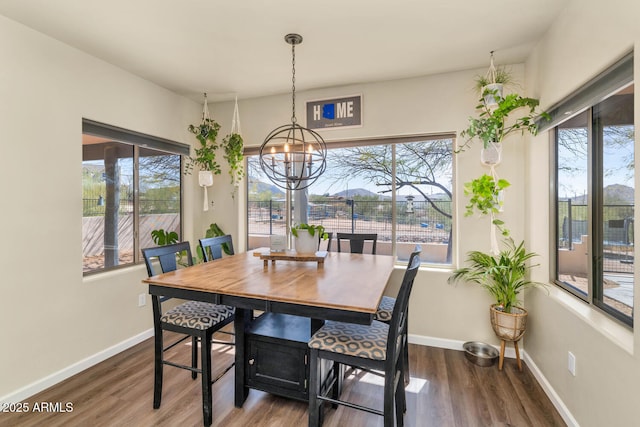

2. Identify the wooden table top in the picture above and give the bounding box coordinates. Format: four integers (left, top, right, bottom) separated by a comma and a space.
143, 250, 396, 314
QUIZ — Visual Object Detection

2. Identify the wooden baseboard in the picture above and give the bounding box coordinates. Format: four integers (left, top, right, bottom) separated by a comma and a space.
0, 329, 153, 405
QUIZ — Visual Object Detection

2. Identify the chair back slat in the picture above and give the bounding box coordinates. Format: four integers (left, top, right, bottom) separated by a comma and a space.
199, 235, 235, 262
336, 233, 378, 254
141, 242, 193, 277
319, 232, 333, 252
386, 246, 421, 364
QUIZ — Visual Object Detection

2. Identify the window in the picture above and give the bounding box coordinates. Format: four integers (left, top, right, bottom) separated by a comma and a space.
551, 54, 634, 326
82, 120, 187, 275
246, 134, 454, 264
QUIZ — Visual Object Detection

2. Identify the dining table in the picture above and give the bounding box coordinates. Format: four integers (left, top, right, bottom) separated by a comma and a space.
142, 248, 396, 407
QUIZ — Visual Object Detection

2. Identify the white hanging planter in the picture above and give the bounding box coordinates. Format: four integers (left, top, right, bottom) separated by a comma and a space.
480, 142, 502, 166
294, 229, 317, 254
199, 170, 214, 187
199, 170, 214, 211
482, 83, 503, 109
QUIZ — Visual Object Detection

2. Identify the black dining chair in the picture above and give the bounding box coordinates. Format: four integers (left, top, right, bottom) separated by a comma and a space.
336, 232, 377, 254
308, 247, 421, 427
142, 242, 235, 427
335, 232, 408, 379
199, 234, 235, 261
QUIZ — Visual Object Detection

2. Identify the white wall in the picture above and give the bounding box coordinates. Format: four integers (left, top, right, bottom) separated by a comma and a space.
0, 15, 202, 399
525, 1, 640, 426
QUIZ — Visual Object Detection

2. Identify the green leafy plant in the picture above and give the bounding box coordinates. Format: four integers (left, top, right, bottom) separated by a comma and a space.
463, 174, 510, 236
459, 93, 550, 151
150, 228, 191, 265
448, 238, 544, 313
291, 223, 327, 240
151, 229, 179, 246
474, 67, 513, 93
221, 132, 245, 193
192, 223, 233, 264
185, 117, 222, 175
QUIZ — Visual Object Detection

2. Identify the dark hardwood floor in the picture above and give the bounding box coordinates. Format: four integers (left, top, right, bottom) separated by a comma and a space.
0, 331, 566, 427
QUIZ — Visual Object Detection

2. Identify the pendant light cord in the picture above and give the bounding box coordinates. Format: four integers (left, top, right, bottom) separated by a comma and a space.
291, 42, 297, 124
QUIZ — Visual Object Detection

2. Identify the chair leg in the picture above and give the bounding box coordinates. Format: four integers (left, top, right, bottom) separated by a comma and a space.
395, 369, 405, 426
192, 336, 198, 380
153, 330, 164, 409
308, 349, 321, 427
330, 362, 341, 408
403, 336, 410, 386
397, 362, 407, 416
201, 332, 213, 427
383, 367, 396, 427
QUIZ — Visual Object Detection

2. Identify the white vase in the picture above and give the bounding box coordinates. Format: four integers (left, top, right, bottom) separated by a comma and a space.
480, 142, 502, 166
294, 230, 317, 254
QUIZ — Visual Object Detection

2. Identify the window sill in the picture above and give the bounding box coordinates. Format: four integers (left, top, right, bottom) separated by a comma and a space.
548, 285, 634, 355
82, 263, 147, 284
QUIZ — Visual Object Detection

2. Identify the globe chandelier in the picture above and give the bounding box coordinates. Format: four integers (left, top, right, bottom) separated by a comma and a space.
259, 33, 327, 191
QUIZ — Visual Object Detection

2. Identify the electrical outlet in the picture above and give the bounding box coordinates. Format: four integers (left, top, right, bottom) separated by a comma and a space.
138, 293, 147, 307
568, 351, 576, 376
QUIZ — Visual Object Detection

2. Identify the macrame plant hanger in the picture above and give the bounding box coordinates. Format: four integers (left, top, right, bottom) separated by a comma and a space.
231, 95, 242, 136
200, 93, 214, 211
488, 163, 504, 255
484, 51, 504, 254
486, 51, 497, 85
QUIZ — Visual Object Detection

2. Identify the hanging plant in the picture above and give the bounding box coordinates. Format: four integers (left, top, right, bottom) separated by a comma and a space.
463, 174, 510, 236
184, 117, 221, 175
458, 93, 549, 152
474, 67, 513, 94
221, 132, 245, 187
184, 94, 222, 176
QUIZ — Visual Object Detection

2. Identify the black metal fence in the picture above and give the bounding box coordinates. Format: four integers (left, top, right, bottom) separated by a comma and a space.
248, 199, 452, 244
83, 198, 180, 216
558, 200, 634, 273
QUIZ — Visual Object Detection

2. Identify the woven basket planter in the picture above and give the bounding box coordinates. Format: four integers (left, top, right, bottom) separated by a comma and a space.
490, 304, 527, 342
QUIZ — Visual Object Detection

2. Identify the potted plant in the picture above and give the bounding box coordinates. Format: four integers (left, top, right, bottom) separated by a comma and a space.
291, 223, 327, 254
459, 93, 549, 158
221, 132, 245, 197
448, 238, 544, 343
474, 66, 513, 108
185, 117, 222, 184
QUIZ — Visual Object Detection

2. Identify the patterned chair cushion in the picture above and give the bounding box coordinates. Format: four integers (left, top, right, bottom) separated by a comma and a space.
308, 320, 389, 361
374, 296, 396, 323
161, 301, 234, 330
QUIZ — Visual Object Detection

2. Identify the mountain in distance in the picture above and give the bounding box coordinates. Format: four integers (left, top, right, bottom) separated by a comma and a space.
248, 179, 285, 197
603, 184, 635, 203
249, 180, 450, 202
564, 184, 634, 204
330, 188, 388, 199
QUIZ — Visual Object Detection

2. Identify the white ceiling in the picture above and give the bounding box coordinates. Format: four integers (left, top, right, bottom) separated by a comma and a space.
0, 0, 569, 102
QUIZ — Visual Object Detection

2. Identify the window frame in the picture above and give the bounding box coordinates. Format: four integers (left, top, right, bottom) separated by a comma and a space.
549, 55, 634, 327
244, 132, 456, 266
82, 119, 187, 276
